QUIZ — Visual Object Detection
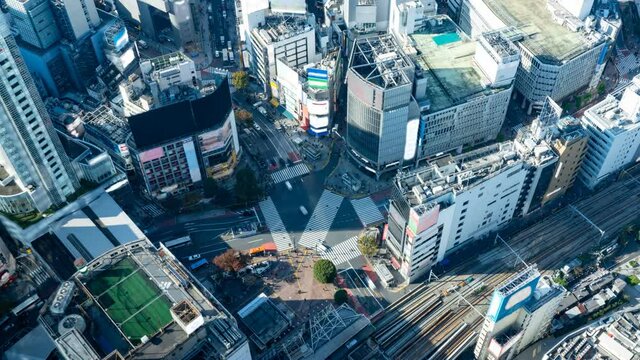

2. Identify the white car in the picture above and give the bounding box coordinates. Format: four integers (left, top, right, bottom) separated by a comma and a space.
253, 123, 262, 131
187, 254, 201, 261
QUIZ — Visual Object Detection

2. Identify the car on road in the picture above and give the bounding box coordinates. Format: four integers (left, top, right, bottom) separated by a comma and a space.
285, 181, 292, 191
252, 261, 270, 275
253, 123, 262, 131
299, 206, 308, 216
187, 254, 201, 261
137, 40, 148, 49
317, 243, 328, 252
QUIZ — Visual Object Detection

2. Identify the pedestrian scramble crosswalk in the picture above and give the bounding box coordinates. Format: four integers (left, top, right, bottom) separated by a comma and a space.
319, 236, 361, 267
258, 197, 293, 251
271, 163, 310, 184
350, 197, 384, 226
298, 190, 344, 249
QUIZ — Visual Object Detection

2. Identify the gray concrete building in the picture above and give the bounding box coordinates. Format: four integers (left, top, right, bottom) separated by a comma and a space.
5, 0, 60, 49
345, 34, 418, 176
453, 0, 609, 113
0, 17, 78, 214
403, 16, 517, 157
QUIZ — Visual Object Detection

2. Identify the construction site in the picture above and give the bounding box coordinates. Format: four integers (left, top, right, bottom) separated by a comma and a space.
371, 165, 640, 359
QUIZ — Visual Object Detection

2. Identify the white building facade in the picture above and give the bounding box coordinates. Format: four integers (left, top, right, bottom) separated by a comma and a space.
386, 141, 554, 283
0, 18, 78, 214
580, 77, 640, 189
250, 14, 317, 94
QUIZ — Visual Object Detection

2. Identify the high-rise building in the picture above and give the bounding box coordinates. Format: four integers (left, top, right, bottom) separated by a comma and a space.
386, 141, 557, 282
50, 0, 100, 41
579, 76, 640, 189
128, 78, 240, 198
5, 0, 60, 49
0, 17, 78, 214
454, 0, 610, 113
474, 266, 566, 360
113, 0, 195, 47
346, 34, 418, 176
250, 13, 318, 94
402, 17, 518, 157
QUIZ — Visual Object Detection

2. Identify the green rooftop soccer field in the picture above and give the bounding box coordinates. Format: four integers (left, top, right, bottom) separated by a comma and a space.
85, 258, 173, 342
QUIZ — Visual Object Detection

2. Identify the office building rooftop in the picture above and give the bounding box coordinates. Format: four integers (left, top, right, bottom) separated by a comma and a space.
407, 16, 512, 111
253, 13, 314, 44
147, 52, 191, 72
584, 77, 640, 135
482, 0, 604, 62
349, 34, 414, 89
40, 239, 247, 359
394, 141, 521, 210
83, 105, 131, 144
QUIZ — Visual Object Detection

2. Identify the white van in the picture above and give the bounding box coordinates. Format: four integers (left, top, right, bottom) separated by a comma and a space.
285, 181, 292, 191
299, 206, 308, 216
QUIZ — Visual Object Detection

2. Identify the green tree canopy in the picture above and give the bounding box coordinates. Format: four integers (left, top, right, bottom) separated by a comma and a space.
358, 233, 378, 258
313, 259, 337, 283
334, 289, 348, 305
231, 71, 249, 91
234, 168, 262, 205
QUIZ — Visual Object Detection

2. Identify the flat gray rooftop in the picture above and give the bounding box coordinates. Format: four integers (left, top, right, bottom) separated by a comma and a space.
409, 17, 502, 112
483, 0, 596, 62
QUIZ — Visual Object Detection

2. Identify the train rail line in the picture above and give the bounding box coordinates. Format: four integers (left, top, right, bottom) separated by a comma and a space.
372, 170, 640, 359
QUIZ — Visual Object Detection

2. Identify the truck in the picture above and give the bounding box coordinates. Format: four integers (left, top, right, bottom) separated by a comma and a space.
227, 41, 232, 50
190, 258, 208, 271
228, 51, 235, 62
222, 49, 229, 62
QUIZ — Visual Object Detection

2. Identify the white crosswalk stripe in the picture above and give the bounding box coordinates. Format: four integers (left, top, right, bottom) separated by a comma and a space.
351, 197, 385, 226
271, 163, 310, 184
142, 204, 164, 217
320, 236, 361, 266
298, 191, 344, 249
259, 197, 294, 251
616, 53, 639, 76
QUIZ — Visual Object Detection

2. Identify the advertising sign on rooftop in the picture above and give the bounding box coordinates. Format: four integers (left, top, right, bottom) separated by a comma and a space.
308, 68, 328, 89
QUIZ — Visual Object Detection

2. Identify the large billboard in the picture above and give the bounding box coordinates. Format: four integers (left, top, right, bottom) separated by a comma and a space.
139, 147, 164, 162
487, 269, 540, 322
112, 26, 129, 52
407, 204, 440, 236
182, 140, 202, 183
308, 68, 329, 89
198, 119, 233, 154
307, 100, 329, 115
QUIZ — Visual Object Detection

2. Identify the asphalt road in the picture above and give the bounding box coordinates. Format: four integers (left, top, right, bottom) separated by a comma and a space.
233, 94, 299, 162
146, 212, 271, 262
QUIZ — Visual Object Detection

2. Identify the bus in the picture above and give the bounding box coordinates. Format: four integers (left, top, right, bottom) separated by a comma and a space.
162, 236, 192, 249
190, 258, 208, 271
248, 242, 277, 257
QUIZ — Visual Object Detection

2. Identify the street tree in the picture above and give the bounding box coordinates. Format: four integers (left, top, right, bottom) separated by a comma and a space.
334, 289, 348, 305
357, 233, 378, 258
313, 259, 337, 283
231, 71, 249, 91
213, 249, 246, 272
234, 109, 253, 125
234, 168, 262, 205
203, 178, 220, 198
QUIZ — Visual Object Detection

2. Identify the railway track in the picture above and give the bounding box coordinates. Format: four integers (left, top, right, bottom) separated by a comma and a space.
373, 173, 640, 359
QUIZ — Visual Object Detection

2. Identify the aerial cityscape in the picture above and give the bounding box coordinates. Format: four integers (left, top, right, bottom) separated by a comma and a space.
1, 0, 640, 359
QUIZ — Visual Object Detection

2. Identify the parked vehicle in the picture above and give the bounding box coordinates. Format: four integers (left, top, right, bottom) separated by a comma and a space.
187, 254, 201, 261
190, 258, 208, 271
